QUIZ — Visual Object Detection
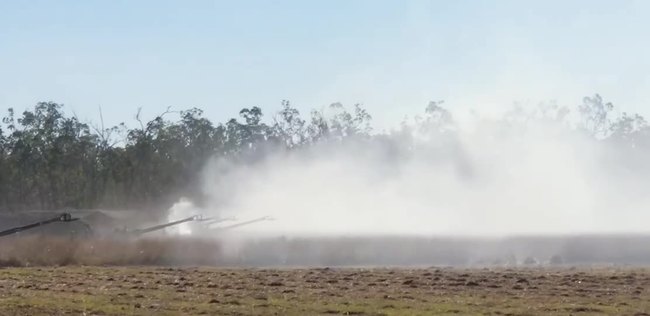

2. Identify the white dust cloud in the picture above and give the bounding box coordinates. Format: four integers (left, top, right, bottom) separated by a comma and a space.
166, 198, 197, 236
184, 104, 650, 237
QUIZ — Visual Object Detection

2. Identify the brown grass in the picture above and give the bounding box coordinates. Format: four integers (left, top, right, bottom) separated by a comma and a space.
0, 236, 222, 267
0, 266, 648, 315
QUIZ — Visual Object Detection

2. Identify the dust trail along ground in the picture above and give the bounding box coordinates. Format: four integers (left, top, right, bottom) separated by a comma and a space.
4, 234, 650, 267
0, 266, 648, 315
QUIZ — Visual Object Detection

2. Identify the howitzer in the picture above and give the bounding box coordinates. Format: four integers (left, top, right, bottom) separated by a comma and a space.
212, 216, 274, 231
127, 215, 209, 236
203, 216, 236, 226
0, 213, 79, 238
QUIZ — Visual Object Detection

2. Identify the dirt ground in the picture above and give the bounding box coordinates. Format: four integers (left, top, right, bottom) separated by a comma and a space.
0, 267, 649, 315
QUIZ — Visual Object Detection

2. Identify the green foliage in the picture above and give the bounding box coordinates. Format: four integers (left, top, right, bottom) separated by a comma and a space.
0, 95, 646, 214
0, 101, 374, 213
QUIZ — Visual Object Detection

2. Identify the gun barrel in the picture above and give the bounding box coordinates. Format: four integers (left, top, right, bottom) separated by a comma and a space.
213, 216, 272, 231
204, 217, 236, 226
130, 215, 202, 236
0, 213, 79, 237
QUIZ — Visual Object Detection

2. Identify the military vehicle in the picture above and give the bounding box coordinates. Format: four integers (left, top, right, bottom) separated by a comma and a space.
122, 215, 274, 237
0, 210, 275, 239
210, 216, 274, 231
0, 213, 85, 238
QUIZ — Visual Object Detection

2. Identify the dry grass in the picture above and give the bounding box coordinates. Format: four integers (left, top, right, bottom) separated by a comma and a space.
1, 236, 650, 315
0, 236, 221, 267
0, 266, 649, 315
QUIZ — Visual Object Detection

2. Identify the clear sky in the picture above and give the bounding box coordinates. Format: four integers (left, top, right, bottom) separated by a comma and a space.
1, 0, 649, 129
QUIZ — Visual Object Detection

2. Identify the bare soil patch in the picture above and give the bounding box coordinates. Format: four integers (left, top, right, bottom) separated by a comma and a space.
0, 266, 648, 315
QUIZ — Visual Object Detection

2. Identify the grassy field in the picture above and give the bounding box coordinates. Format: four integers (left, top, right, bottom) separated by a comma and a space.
0, 266, 648, 315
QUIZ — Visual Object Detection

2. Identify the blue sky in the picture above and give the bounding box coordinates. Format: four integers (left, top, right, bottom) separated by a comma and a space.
1, 0, 649, 129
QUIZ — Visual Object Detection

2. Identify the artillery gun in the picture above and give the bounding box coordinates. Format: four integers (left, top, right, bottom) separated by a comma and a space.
116, 215, 275, 237
123, 215, 212, 237
0, 213, 81, 238
0, 211, 275, 239
202, 217, 236, 226
210, 216, 274, 231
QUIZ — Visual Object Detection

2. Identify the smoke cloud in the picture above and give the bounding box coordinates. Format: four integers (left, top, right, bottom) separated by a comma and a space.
180, 101, 650, 238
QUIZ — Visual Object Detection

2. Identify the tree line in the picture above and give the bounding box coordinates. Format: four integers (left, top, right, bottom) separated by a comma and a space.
0, 94, 647, 214
0, 101, 372, 213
